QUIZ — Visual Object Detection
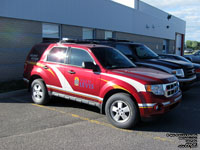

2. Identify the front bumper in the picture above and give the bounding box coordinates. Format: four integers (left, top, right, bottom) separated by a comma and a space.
178, 75, 196, 82
138, 91, 182, 118
179, 75, 196, 90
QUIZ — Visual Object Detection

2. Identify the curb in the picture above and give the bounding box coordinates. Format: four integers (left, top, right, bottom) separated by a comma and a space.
0, 89, 28, 99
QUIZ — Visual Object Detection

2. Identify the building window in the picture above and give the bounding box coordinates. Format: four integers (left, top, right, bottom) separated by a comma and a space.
105, 31, 113, 39
82, 28, 94, 39
42, 23, 59, 39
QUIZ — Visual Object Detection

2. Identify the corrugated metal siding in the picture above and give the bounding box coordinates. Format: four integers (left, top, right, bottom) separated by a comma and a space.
0, 17, 42, 81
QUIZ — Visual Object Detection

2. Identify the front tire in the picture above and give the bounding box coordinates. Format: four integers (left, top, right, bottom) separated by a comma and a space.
105, 93, 139, 129
31, 79, 49, 105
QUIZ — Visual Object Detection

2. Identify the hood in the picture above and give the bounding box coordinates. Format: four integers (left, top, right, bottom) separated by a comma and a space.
107, 67, 177, 85
159, 59, 193, 68
193, 63, 200, 69
135, 59, 193, 73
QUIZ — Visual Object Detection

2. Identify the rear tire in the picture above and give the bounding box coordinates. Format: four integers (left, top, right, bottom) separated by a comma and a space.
105, 93, 139, 129
31, 79, 49, 105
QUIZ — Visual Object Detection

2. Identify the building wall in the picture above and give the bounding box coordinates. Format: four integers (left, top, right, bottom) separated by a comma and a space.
95, 29, 105, 39
0, 0, 185, 40
0, 17, 42, 81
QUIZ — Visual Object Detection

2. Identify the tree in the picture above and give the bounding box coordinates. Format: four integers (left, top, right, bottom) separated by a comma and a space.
186, 40, 192, 49
192, 41, 198, 49
186, 40, 200, 50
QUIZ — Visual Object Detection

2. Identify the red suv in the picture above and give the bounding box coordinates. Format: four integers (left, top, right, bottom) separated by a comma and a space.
23, 41, 182, 129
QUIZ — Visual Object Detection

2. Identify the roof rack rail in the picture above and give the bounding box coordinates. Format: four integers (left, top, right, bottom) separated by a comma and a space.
58, 38, 133, 44
59, 38, 79, 43
58, 38, 99, 44
86, 38, 132, 43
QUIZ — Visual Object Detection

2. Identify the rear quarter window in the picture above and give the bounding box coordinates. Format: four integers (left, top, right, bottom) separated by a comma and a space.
47, 47, 67, 63
28, 44, 50, 62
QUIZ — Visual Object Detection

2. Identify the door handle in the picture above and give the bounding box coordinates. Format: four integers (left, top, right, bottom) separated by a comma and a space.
43, 65, 49, 69
68, 70, 76, 74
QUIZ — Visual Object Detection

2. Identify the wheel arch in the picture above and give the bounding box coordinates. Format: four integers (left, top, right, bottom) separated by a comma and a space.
101, 89, 140, 116
29, 75, 44, 91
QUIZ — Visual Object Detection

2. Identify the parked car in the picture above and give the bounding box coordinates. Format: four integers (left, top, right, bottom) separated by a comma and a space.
159, 54, 200, 81
184, 49, 194, 53
23, 41, 181, 129
84, 39, 196, 90
184, 50, 200, 64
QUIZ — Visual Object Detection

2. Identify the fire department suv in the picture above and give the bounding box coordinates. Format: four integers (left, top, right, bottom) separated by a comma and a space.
23, 41, 182, 129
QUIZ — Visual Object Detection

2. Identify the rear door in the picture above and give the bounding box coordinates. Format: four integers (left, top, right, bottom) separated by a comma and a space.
43, 47, 68, 88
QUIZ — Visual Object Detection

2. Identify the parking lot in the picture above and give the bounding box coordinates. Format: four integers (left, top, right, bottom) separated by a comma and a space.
0, 82, 199, 150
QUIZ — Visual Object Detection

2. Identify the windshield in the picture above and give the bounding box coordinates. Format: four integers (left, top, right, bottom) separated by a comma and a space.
132, 45, 159, 59
91, 47, 136, 69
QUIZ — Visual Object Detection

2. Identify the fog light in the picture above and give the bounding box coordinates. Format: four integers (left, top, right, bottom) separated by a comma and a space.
153, 103, 163, 111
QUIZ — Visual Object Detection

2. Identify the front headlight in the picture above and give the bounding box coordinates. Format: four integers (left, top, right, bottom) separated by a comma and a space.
172, 69, 184, 77
145, 84, 164, 95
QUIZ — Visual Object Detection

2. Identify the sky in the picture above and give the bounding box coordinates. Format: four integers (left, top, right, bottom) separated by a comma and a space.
113, 0, 200, 42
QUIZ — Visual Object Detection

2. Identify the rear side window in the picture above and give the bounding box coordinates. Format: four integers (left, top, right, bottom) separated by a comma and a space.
47, 47, 67, 63
69, 48, 93, 67
28, 44, 50, 62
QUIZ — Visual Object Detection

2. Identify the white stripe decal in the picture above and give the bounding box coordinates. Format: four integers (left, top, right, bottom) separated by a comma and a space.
49, 65, 73, 91
47, 65, 103, 101
47, 85, 103, 101
101, 73, 146, 92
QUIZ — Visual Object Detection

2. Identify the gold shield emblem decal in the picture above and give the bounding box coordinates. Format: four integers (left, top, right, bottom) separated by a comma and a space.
74, 77, 79, 86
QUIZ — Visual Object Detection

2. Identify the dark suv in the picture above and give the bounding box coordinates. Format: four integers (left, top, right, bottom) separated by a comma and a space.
85, 39, 196, 90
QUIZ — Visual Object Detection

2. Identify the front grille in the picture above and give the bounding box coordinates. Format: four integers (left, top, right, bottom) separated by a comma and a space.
163, 81, 179, 97
184, 67, 195, 78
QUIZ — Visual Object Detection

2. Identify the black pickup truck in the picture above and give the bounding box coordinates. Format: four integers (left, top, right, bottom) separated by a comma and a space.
86, 39, 196, 90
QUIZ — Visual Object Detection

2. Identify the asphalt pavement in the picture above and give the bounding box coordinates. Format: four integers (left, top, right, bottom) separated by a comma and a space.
0, 82, 200, 150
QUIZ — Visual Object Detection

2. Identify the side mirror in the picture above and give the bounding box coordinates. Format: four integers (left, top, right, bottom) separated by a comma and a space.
82, 62, 99, 72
